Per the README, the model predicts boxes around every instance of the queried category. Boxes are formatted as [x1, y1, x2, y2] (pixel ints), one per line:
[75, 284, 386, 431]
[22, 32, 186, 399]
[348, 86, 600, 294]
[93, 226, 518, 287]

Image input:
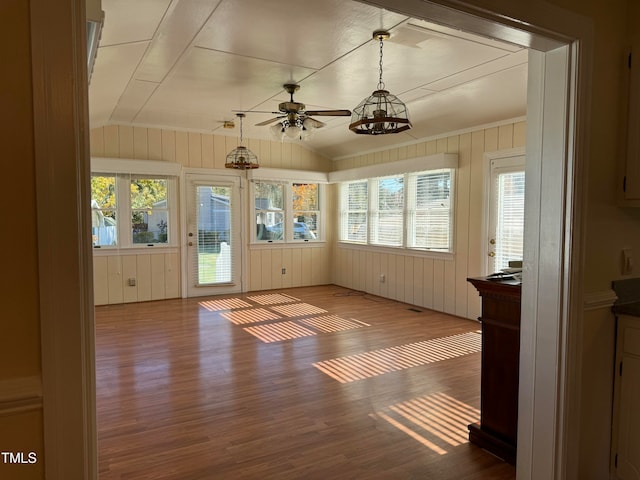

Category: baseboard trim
[583, 289, 618, 311]
[0, 376, 43, 416]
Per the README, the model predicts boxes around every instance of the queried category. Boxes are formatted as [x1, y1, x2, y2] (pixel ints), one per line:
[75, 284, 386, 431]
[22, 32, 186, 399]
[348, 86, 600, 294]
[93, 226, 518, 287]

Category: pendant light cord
[238, 113, 245, 146]
[378, 35, 385, 91]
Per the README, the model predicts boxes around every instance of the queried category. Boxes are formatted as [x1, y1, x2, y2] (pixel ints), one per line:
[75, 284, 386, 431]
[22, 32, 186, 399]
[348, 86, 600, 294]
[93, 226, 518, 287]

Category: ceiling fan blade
[255, 116, 283, 126]
[233, 109, 282, 114]
[303, 117, 326, 128]
[304, 109, 351, 117]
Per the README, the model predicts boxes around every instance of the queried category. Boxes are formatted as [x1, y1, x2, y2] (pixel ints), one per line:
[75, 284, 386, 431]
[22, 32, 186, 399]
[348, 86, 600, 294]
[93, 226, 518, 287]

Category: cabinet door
[617, 355, 640, 479]
[615, 321, 640, 479]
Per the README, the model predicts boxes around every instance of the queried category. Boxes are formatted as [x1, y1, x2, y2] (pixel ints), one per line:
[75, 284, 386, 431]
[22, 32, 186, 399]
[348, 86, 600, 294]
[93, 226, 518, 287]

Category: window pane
[256, 212, 285, 240]
[255, 182, 284, 241]
[348, 182, 367, 210]
[377, 176, 404, 211]
[293, 213, 317, 239]
[372, 176, 403, 247]
[347, 213, 367, 242]
[254, 182, 283, 210]
[495, 171, 525, 270]
[293, 183, 319, 240]
[129, 178, 169, 244]
[130, 178, 167, 209]
[342, 181, 367, 242]
[197, 186, 232, 284]
[410, 171, 452, 251]
[91, 175, 117, 246]
[132, 209, 169, 244]
[376, 213, 403, 245]
[292, 183, 318, 210]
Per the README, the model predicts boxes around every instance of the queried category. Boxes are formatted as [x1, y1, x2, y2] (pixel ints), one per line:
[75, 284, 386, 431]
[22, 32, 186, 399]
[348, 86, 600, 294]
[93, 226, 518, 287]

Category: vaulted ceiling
[88, 0, 528, 160]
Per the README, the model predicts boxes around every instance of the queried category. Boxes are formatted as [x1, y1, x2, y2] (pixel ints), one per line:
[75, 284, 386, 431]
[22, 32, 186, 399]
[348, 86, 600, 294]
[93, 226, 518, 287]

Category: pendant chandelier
[349, 30, 412, 135]
[225, 113, 259, 169]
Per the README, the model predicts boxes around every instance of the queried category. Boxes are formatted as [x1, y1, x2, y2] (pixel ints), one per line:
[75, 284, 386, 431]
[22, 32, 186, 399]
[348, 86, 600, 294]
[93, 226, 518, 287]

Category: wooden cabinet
[611, 315, 640, 479]
[467, 276, 521, 465]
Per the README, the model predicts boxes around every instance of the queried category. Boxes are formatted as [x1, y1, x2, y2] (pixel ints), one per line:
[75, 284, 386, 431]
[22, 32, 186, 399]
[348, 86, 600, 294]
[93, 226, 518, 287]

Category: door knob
[188, 232, 193, 237]
[188, 241, 193, 246]
[489, 238, 496, 245]
[488, 252, 495, 257]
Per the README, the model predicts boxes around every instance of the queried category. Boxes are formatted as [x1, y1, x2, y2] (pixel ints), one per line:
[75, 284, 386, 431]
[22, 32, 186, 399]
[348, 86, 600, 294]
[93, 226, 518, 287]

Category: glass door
[186, 174, 242, 296]
[487, 155, 525, 274]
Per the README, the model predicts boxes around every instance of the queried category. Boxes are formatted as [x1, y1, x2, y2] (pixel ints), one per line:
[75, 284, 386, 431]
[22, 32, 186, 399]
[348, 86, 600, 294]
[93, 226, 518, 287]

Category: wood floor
[96, 285, 516, 480]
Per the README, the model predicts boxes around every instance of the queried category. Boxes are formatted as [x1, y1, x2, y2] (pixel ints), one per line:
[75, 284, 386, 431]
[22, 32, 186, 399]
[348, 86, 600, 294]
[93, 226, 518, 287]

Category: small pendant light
[349, 30, 412, 135]
[225, 113, 259, 169]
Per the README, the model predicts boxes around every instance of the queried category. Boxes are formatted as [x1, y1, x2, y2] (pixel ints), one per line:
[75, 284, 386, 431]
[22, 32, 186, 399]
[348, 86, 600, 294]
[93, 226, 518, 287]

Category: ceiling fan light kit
[253, 83, 351, 141]
[349, 30, 412, 135]
[226, 113, 260, 170]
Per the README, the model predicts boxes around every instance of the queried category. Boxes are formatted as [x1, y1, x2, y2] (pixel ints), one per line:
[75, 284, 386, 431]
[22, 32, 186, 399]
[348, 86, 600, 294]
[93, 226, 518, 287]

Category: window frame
[338, 168, 455, 255]
[250, 179, 325, 245]
[91, 171, 178, 250]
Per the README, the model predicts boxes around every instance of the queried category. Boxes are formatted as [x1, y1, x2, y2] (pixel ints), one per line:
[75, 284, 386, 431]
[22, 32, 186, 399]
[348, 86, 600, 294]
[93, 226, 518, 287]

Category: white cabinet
[612, 315, 640, 479]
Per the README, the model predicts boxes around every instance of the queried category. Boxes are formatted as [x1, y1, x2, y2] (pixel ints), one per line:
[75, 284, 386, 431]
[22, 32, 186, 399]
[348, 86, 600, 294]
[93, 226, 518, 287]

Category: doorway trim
[31, 0, 97, 477]
[183, 173, 245, 297]
[34, 0, 592, 478]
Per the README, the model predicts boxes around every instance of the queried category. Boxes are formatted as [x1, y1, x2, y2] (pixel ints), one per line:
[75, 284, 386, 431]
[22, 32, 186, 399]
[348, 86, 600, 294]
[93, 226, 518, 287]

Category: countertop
[612, 278, 640, 316]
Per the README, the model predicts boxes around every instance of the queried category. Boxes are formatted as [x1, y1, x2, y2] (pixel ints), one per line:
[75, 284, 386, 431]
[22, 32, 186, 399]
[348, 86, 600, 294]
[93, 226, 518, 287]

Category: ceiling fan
[251, 83, 351, 132]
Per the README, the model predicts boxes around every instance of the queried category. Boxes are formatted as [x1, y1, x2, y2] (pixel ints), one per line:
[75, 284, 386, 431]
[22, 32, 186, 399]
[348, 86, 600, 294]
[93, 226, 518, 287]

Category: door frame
[35, 0, 592, 478]
[182, 172, 245, 297]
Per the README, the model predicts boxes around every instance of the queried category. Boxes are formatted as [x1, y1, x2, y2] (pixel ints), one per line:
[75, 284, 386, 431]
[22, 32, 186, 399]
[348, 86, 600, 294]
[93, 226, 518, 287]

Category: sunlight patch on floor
[221, 308, 282, 325]
[243, 321, 317, 343]
[269, 303, 328, 317]
[313, 331, 481, 383]
[299, 315, 370, 332]
[198, 298, 252, 312]
[372, 392, 479, 455]
[247, 293, 300, 305]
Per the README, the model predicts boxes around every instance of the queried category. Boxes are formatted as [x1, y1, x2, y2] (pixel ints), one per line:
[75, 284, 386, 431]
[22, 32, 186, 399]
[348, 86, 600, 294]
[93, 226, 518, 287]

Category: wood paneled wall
[90, 125, 331, 171]
[93, 253, 180, 305]
[331, 121, 526, 321]
[248, 246, 331, 291]
[90, 125, 333, 305]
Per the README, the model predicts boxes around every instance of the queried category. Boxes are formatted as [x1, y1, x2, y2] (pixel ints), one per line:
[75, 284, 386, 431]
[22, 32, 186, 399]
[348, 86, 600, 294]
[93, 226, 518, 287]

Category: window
[371, 175, 404, 247]
[340, 181, 368, 243]
[339, 168, 454, 252]
[252, 180, 322, 243]
[91, 173, 177, 249]
[407, 170, 452, 251]
[130, 177, 170, 244]
[91, 175, 117, 246]
[292, 183, 319, 240]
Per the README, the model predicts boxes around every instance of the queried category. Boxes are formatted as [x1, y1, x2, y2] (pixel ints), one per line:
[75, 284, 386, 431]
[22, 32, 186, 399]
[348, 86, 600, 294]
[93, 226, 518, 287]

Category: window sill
[250, 241, 327, 250]
[92, 245, 179, 256]
[337, 241, 454, 261]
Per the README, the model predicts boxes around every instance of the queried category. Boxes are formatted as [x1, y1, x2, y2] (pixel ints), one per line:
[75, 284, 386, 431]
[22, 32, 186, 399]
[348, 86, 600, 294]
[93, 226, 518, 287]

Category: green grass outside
[198, 251, 219, 284]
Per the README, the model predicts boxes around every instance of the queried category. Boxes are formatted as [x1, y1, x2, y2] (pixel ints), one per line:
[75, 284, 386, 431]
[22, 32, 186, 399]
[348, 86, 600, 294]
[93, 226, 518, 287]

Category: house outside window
[91, 173, 177, 249]
[252, 180, 322, 243]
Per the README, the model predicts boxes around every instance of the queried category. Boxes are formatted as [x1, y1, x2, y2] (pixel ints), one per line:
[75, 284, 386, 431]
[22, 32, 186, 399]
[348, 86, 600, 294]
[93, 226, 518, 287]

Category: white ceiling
[89, 0, 528, 160]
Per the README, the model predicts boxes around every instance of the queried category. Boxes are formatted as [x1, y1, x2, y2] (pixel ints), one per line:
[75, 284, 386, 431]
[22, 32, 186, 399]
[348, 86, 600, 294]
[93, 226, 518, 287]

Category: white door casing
[185, 174, 243, 297]
[483, 150, 526, 275]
